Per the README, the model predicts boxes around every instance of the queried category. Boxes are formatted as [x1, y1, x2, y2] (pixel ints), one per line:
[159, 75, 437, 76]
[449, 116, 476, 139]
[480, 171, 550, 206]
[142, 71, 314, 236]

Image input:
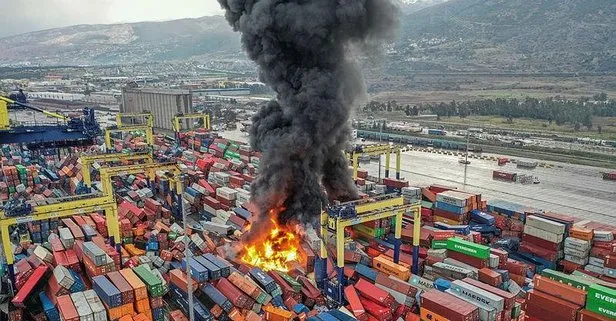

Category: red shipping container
[362, 298, 393, 321]
[478, 268, 502, 287]
[420, 289, 478, 321]
[578, 309, 615, 321]
[526, 290, 579, 321]
[107, 271, 135, 304]
[12, 265, 47, 308]
[522, 234, 560, 251]
[505, 259, 528, 276]
[344, 285, 368, 321]
[447, 250, 487, 269]
[355, 278, 397, 310]
[519, 242, 560, 261]
[57, 295, 79, 321]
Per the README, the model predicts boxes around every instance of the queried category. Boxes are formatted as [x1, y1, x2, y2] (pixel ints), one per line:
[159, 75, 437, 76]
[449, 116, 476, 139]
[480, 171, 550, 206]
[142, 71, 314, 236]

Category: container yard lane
[223, 127, 616, 224]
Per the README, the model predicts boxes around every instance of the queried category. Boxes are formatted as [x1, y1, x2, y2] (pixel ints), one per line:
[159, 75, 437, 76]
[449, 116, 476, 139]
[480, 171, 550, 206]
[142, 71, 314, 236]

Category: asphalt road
[221, 128, 616, 225]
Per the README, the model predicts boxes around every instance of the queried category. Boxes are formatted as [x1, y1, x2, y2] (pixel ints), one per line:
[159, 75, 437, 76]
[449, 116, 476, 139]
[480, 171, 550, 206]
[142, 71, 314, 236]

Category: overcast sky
[0, 0, 224, 37]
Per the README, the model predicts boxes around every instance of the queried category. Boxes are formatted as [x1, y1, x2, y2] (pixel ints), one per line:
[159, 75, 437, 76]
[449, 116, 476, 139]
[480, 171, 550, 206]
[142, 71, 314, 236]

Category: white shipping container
[83, 290, 107, 321]
[215, 210, 231, 220]
[70, 291, 94, 321]
[523, 225, 564, 243]
[59, 227, 75, 248]
[191, 183, 207, 195]
[488, 254, 500, 269]
[427, 249, 448, 260]
[605, 267, 616, 278]
[564, 247, 589, 258]
[564, 254, 589, 265]
[589, 257, 605, 268]
[584, 264, 604, 275]
[525, 216, 565, 235]
[594, 231, 614, 242]
[445, 289, 498, 321]
[203, 222, 232, 235]
[450, 280, 505, 312]
[217, 187, 237, 200]
[203, 204, 217, 216]
[54, 265, 76, 289]
[443, 258, 478, 280]
[34, 245, 53, 263]
[564, 237, 591, 252]
[436, 193, 467, 208]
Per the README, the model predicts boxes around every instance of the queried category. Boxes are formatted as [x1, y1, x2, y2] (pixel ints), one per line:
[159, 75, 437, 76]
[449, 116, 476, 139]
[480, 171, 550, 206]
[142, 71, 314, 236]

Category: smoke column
[217, 0, 399, 236]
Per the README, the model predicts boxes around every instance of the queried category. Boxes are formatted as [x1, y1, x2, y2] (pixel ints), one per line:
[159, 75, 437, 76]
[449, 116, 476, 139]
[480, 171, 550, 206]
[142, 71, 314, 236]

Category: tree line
[361, 93, 614, 131]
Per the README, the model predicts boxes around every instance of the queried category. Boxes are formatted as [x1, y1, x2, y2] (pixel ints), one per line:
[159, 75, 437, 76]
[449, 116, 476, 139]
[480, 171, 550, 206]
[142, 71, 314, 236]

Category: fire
[241, 208, 300, 272]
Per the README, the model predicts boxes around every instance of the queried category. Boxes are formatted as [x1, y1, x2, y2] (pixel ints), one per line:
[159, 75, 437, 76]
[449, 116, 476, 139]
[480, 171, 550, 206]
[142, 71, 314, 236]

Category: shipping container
[57, 295, 80, 321]
[420, 289, 479, 321]
[92, 275, 122, 308]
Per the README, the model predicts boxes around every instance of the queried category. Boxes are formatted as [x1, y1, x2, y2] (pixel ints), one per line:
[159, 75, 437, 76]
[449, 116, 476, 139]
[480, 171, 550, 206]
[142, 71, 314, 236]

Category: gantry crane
[347, 144, 401, 180]
[116, 112, 154, 128]
[80, 151, 154, 190]
[0, 95, 101, 149]
[104, 124, 154, 151]
[172, 113, 211, 141]
[318, 194, 421, 303]
[0, 162, 182, 289]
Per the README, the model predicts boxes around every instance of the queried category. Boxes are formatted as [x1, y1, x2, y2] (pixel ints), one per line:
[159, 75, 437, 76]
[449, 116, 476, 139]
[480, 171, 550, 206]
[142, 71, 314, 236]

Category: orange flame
[241, 208, 300, 272]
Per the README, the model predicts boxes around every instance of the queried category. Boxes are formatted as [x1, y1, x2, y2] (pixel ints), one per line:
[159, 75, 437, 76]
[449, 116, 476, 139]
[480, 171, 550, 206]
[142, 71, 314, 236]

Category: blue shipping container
[92, 275, 122, 307]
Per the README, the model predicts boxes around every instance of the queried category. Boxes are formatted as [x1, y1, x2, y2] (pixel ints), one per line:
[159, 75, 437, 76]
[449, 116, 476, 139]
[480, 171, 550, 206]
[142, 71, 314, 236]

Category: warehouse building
[121, 87, 192, 131]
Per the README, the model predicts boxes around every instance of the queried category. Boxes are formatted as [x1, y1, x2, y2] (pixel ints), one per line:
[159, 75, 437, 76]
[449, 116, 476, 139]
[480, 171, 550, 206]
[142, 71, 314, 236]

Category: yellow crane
[172, 113, 211, 140]
[116, 112, 154, 128]
[347, 144, 401, 180]
[104, 125, 154, 151]
[0, 161, 181, 288]
[319, 194, 421, 302]
[80, 151, 154, 189]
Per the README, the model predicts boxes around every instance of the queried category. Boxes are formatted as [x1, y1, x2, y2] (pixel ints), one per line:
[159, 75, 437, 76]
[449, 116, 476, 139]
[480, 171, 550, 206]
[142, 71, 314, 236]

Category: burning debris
[217, 0, 399, 236]
[241, 208, 301, 271]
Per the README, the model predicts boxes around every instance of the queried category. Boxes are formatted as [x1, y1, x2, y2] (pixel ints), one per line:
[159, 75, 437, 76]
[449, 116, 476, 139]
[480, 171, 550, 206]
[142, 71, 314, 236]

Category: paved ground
[220, 128, 616, 225]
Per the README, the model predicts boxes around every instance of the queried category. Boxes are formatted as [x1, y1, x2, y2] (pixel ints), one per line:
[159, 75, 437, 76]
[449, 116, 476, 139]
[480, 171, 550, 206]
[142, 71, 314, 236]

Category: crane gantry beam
[80, 151, 154, 188]
[104, 125, 154, 150]
[347, 144, 401, 180]
[172, 113, 211, 141]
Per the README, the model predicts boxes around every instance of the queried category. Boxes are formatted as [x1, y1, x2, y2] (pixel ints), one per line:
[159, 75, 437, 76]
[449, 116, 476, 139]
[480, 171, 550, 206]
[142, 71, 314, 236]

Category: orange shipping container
[103, 300, 124, 320]
[135, 298, 150, 313]
[372, 255, 410, 281]
[569, 226, 594, 241]
[263, 305, 295, 321]
[119, 268, 149, 301]
[420, 307, 451, 321]
[533, 275, 586, 306]
[119, 316, 133, 321]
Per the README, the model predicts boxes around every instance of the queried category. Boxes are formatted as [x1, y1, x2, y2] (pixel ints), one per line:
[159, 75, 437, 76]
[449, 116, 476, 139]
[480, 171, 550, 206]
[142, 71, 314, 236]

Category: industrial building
[121, 87, 192, 131]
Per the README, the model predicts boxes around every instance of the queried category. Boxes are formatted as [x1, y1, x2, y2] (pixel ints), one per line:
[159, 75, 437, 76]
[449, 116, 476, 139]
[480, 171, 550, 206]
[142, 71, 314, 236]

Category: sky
[0, 0, 224, 37]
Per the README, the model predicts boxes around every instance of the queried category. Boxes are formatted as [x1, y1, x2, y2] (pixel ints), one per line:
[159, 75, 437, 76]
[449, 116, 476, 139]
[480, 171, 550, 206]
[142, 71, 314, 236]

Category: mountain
[392, 0, 616, 72]
[1, 0, 614, 73]
[0, 16, 240, 65]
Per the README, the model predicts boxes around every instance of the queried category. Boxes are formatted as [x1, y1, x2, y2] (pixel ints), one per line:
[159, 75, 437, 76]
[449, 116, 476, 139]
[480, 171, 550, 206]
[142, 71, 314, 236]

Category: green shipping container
[133, 265, 165, 297]
[353, 224, 380, 237]
[586, 284, 616, 319]
[432, 239, 448, 249]
[446, 237, 490, 259]
[540, 269, 593, 291]
[278, 271, 302, 292]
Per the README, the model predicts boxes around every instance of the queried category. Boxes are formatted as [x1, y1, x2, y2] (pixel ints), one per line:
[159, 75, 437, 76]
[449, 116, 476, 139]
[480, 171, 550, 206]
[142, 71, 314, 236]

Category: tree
[598, 125, 602, 134]
[574, 123, 581, 131]
[583, 113, 593, 130]
[593, 92, 608, 101]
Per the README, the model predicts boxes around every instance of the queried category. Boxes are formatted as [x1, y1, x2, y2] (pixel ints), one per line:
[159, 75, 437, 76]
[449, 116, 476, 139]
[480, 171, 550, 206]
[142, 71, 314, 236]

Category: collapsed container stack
[5, 132, 616, 321]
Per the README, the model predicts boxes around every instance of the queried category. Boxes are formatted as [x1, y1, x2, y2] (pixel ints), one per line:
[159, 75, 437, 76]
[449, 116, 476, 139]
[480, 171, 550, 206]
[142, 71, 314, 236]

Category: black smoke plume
[217, 0, 399, 237]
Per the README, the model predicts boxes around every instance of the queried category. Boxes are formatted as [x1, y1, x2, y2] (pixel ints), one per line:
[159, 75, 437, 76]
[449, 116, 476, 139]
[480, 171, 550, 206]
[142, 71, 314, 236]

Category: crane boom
[0, 96, 69, 121]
